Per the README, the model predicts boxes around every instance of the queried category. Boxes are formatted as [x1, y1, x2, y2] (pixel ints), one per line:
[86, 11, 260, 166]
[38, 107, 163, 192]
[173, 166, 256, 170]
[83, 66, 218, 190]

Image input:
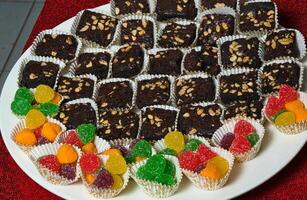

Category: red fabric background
[1, 0, 307, 199]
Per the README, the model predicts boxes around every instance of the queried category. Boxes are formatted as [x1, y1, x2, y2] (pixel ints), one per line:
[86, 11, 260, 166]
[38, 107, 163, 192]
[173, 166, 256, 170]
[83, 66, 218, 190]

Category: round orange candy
[199, 163, 222, 180]
[85, 174, 96, 185]
[135, 156, 145, 162]
[57, 144, 78, 164]
[41, 122, 62, 142]
[15, 129, 37, 146]
[82, 143, 97, 153]
[51, 92, 62, 105]
[285, 100, 305, 113]
[102, 148, 122, 156]
[294, 109, 307, 123]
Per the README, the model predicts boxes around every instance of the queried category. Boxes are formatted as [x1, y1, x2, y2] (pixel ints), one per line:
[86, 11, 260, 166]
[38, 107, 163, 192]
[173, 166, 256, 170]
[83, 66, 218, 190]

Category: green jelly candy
[11, 99, 32, 116]
[247, 133, 260, 147]
[183, 139, 202, 151]
[164, 159, 176, 177]
[155, 173, 176, 186]
[125, 152, 136, 164]
[158, 148, 177, 156]
[76, 124, 96, 144]
[136, 165, 155, 181]
[145, 154, 166, 175]
[131, 140, 152, 158]
[38, 103, 59, 117]
[14, 87, 34, 103]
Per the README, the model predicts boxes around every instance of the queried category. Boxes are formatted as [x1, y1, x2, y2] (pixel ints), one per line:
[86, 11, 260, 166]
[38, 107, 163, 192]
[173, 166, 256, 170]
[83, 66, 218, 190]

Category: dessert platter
[0, 0, 307, 199]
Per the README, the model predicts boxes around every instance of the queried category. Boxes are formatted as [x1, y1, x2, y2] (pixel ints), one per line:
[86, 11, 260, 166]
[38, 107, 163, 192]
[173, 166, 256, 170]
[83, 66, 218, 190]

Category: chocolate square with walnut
[136, 77, 171, 108]
[263, 30, 299, 61]
[197, 14, 235, 46]
[20, 61, 60, 89]
[76, 10, 118, 47]
[35, 34, 78, 61]
[219, 71, 260, 105]
[148, 49, 183, 76]
[112, 45, 144, 78]
[57, 77, 95, 101]
[175, 77, 216, 106]
[97, 109, 139, 140]
[140, 107, 178, 141]
[120, 19, 154, 49]
[75, 52, 111, 79]
[261, 62, 301, 94]
[156, 0, 197, 21]
[96, 80, 133, 109]
[201, 0, 237, 10]
[178, 104, 223, 138]
[224, 100, 263, 121]
[114, 0, 150, 15]
[220, 37, 261, 69]
[56, 103, 97, 129]
[158, 22, 197, 48]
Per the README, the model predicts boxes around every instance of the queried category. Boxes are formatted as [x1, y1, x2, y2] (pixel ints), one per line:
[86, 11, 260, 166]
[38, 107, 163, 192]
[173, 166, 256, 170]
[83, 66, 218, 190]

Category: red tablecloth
[1, 0, 307, 199]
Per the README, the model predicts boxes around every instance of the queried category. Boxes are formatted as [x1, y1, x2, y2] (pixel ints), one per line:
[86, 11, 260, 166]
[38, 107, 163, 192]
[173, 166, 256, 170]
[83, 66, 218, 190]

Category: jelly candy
[220, 132, 235, 150]
[279, 84, 298, 104]
[34, 84, 55, 103]
[196, 144, 217, 163]
[136, 165, 154, 181]
[60, 164, 76, 180]
[57, 144, 78, 164]
[183, 138, 202, 152]
[135, 156, 146, 162]
[200, 163, 222, 180]
[63, 130, 83, 148]
[207, 156, 229, 178]
[234, 120, 255, 137]
[80, 153, 101, 174]
[273, 109, 287, 121]
[106, 154, 127, 175]
[26, 109, 46, 129]
[33, 127, 43, 140]
[164, 131, 185, 153]
[178, 150, 201, 171]
[144, 154, 166, 175]
[295, 109, 307, 123]
[111, 174, 124, 189]
[41, 122, 61, 142]
[112, 145, 128, 156]
[37, 137, 50, 145]
[274, 111, 296, 126]
[85, 174, 96, 184]
[15, 129, 37, 146]
[194, 163, 206, 173]
[127, 140, 152, 163]
[82, 143, 97, 154]
[102, 148, 122, 156]
[14, 87, 34, 103]
[38, 103, 59, 117]
[38, 155, 60, 173]
[155, 173, 176, 186]
[51, 92, 62, 105]
[285, 100, 305, 113]
[11, 99, 32, 116]
[164, 159, 176, 177]
[229, 136, 251, 153]
[158, 148, 177, 156]
[246, 133, 260, 147]
[76, 124, 96, 144]
[93, 169, 114, 189]
[265, 96, 284, 117]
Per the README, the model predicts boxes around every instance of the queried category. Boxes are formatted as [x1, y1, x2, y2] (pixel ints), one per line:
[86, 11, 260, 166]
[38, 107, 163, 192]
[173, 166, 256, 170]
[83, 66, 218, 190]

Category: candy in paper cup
[110, 0, 155, 17]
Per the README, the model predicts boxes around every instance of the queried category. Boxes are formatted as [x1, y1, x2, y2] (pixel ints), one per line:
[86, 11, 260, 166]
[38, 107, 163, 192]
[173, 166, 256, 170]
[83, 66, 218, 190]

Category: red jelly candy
[265, 96, 284, 117]
[63, 130, 83, 148]
[38, 155, 61, 173]
[196, 144, 217, 163]
[80, 153, 101, 174]
[279, 84, 299, 104]
[229, 136, 251, 154]
[234, 120, 256, 137]
[34, 127, 43, 140]
[179, 150, 202, 171]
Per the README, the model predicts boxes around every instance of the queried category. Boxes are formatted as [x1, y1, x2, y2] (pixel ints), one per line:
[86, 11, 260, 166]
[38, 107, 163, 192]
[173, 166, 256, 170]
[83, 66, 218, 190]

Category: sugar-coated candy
[220, 132, 235, 150]
[194, 163, 206, 173]
[80, 153, 101, 174]
[37, 137, 50, 145]
[179, 150, 202, 171]
[234, 120, 255, 137]
[274, 111, 296, 126]
[135, 156, 146, 162]
[51, 92, 62, 105]
[136, 165, 154, 181]
[154, 173, 176, 186]
[34, 84, 55, 103]
[164, 159, 176, 177]
[76, 124, 96, 144]
[33, 127, 42, 139]
[126, 140, 152, 163]
[229, 136, 251, 154]
[279, 84, 299, 104]
[82, 143, 97, 154]
[38, 155, 61, 173]
[26, 109, 46, 129]
[38, 103, 59, 117]
[164, 131, 185, 153]
[41, 122, 61, 142]
[144, 154, 166, 175]
[106, 154, 127, 175]
[285, 100, 305, 113]
[295, 109, 307, 123]
[112, 145, 128, 156]
[85, 174, 96, 184]
[102, 148, 122, 156]
[14, 87, 34, 103]
[207, 156, 229, 178]
[63, 130, 83, 148]
[15, 129, 37, 146]
[196, 144, 217, 163]
[11, 99, 32, 116]
[158, 148, 177, 156]
[199, 163, 222, 180]
[111, 174, 124, 189]
[265, 96, 284, 117]
[183, 139, 202, 152]
[247, 133, 260, 147]
[57, 144, 78, 164]
[93, 169, 114, 189]
[60, 164, 76, 180]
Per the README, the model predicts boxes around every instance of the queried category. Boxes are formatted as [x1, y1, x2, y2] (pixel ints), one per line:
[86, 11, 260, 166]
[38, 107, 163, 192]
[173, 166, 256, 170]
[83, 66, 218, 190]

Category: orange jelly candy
[51, 92, 62, 105]
[15, 129, 37, 146]
[82, 143, 97, 153]
[85, 174, 96, 185]
[41, 122, 62, 142]
[294, 109, 307, 123]
[57, 144, 78, 164]
[200, 163, 222, 180]
[102, 148, 122, 156]
[285, 100, 305, 113]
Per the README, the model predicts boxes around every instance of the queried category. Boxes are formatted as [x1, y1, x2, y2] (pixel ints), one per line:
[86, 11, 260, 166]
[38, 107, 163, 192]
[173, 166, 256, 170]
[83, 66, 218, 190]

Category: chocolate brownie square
[263, 30, 300, 61]
[20, 61, 60, 89]
[239, 1, 276, 33]
[220, 37, 262, 69]
[120, 18, 154, 49]
[158, 22, 197, 48]
[175, 76, 216, 106]
[140, 106, 178, 140]
[96, 80, 133, 109]
[197, 14, 235, 46]
[178, 104, 223, 138]
[113, 0, 150, 15]
[34, 33, 78, 61]
[75, 10, 118, 47]
[112, 45, 144, 78]
[156, 0, 197, 21]
[136, 76, 171, 108]
[75, 52, 111, 79]
[56, 102, 97, 129]
[57, 76, 95, 101]
[261, 62, 301, 94]
[224, 100, 264, 121]
[148, 49, 183, 76]
[98, 109, 139, 140]
[219, 70, 260, 104]
[201, 0, 237, 10]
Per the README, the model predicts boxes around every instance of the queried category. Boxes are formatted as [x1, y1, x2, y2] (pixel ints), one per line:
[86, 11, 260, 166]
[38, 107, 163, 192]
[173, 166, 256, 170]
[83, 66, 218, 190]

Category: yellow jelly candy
[274, 111, 296, 126]
[207, 156, 229, 177]
[82, 143, 97, 153]
[15, 129, 37, 146]
[26, 109, 46, 129]
[57, 144, 78, 164]
[41, 122, 61, 142]
[85, 174, 96, 185]
[164, 131, 185, 153]
[51, 92, 62, 105]
[294, 109, 307, 123]
[35, 84, 55, 103]
[111, 174, 124, 189]
[102, 148, 122, 156]
[285, 100, 305, 113]
[106, 154, 127, 175]
[199, 163, 222, 180]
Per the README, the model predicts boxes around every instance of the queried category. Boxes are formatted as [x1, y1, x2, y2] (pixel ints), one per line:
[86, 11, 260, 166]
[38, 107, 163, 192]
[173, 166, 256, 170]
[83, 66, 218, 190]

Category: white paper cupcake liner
[212, 117, 265, 162]
[71, 9, 120, 48]
[11, 117, 67, 153]
[130, 155, 182, 198]
[29, 143, 82, 185]
[29, 29, 82, 63]
[110, 0, 156, 17]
